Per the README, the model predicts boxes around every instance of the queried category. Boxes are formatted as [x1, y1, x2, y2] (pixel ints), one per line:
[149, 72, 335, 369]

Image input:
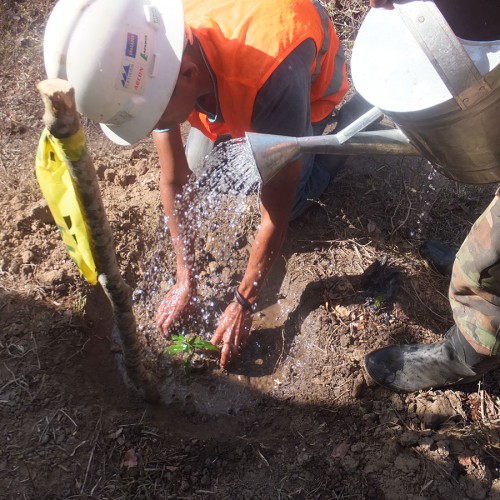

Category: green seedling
[166, 334, 219, 377]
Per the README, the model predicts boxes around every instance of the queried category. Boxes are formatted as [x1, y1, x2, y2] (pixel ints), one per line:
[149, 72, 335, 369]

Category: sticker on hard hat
[117, 63, 147, 94]
[126, 33, 138, 58]
[145, 6, 161, 27]
[116, 26, 154, 95]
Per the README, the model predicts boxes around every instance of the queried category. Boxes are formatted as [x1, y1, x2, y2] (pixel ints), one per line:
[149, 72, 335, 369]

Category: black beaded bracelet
[233, 288, 256, 312]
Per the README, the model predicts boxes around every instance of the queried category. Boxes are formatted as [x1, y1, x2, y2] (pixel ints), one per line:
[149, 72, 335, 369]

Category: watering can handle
[393, 0, 492, 109]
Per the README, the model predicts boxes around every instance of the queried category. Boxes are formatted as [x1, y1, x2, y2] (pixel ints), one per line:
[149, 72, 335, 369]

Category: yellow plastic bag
[35, 128, 98, 285]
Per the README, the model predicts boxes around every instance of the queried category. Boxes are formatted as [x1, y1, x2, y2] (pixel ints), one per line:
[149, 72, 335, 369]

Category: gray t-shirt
[251, 39, 316, 138]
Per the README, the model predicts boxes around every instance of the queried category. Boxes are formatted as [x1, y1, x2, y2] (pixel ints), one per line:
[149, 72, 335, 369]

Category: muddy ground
[1, 1, 500, 499]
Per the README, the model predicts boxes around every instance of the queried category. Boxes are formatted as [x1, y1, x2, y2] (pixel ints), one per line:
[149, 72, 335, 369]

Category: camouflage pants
[450, 188, 500, 356]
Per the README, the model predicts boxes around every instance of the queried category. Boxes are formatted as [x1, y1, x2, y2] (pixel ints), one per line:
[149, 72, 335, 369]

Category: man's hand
[369, 0, 393, 8]
[209, 156, 301, 368]
[210, 302, 253, 369]
[155, 282, 196, 336]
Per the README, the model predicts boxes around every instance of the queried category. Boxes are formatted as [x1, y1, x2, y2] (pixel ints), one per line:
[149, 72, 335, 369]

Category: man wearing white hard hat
[363, 0, 500, 393]
[44, 0, 352, 368]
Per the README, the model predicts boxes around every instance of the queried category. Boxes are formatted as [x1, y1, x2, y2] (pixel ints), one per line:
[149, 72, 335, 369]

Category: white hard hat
[43, 0, 185, 145]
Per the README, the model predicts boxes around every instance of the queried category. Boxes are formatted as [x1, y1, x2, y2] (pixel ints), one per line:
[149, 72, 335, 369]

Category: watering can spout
[245, 106, 420, 185]
[246, 107, 388, 185]
[245, 132, 301, 185]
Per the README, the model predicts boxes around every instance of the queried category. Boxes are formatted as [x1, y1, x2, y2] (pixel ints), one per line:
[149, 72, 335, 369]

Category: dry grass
[325, 0, 368, 52]
[0, 1, 56, 194]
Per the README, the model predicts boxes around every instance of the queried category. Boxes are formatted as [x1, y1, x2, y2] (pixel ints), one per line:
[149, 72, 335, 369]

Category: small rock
[489, 478, 500, 499]
[118, 173, 137, 187]
[96, 163, 107, 179]
[21, 250, 34, 264]
[134, 159, 148, 175]
[9, 261, 20, 274]
[30, 203, 54, 225]
[398, 431, 420, 447]
[341, 455, 359, 472]
[417, 436, 434, 449]
[39, 269, 65, 285]
[352, 373, 365, 398]
[435, 440, 450, 457]
[220, 267, 231, 282]
[143, 178, 158, 191]
[394, 453, 420, 473]
[19, 37, 32, 48]
[129, 147, 148, 160]
[350, 442, 366, 453]
[340, 334, 351, 347]
[415, 395, 460, 428]
[362, 413, 377, 424]
[104, 168, 116, 182]
[207, 262, 219, 274]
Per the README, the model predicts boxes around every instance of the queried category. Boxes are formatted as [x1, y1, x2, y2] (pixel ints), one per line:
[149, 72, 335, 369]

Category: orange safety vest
[184, 0, 348, 140]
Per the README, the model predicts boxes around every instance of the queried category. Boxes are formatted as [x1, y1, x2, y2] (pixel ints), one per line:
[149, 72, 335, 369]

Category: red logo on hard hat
[135, 67, 145, 91]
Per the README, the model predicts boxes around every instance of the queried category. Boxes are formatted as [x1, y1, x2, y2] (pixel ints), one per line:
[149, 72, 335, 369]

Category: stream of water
[408, 161, 448, 240]
[130, 139, 275, 413]
[133, 138, 261, 341]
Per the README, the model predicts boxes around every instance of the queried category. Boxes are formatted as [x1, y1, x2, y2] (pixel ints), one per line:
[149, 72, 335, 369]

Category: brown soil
[1, 1, 500, 499]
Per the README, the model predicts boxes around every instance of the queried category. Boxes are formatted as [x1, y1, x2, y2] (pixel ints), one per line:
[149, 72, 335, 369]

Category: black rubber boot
[364, 326, 500, 392]
[419, 240, 458, 277]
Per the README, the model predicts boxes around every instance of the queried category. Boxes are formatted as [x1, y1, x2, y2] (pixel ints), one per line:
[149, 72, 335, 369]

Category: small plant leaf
[193, 337, 219, 351]
[165, 334, 219, 378]
[170, 334, 187, 344]
[166, 344, 187, 355]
